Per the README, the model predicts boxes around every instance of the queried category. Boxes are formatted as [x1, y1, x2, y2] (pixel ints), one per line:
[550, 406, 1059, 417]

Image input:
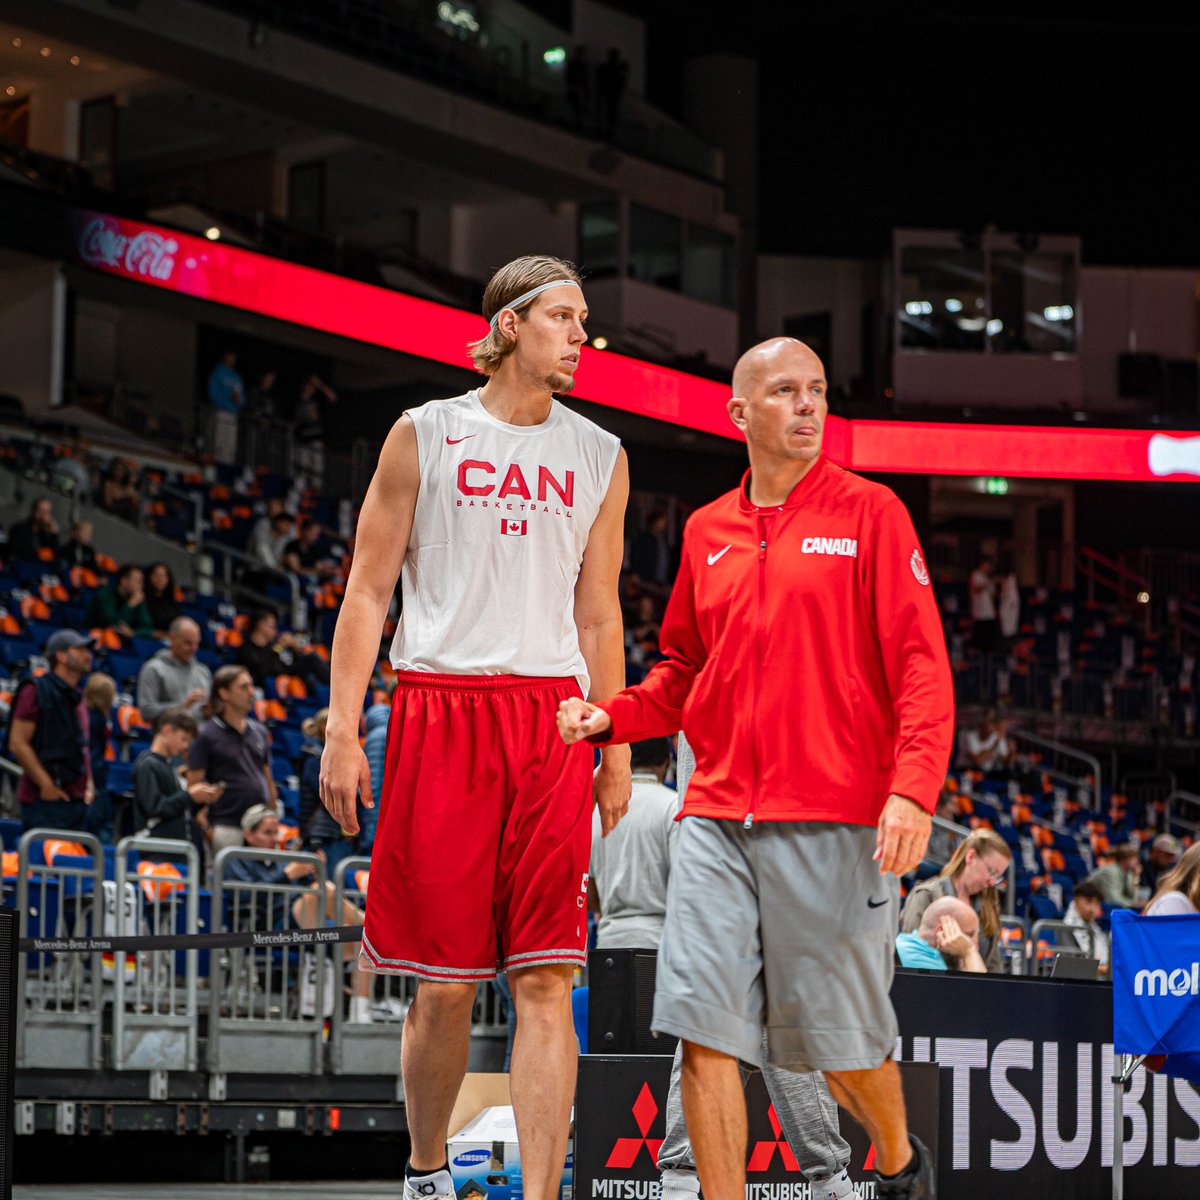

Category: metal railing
[15, 829, 106, 1070]
[112, 837, 202, 1074]
[1165, 791, 1200, 841]
[208, 845, 329, 1081]
[330, 855, 398, 1076]
[1030, 918, 1099, 977]
[1008, 728, 1102, 810]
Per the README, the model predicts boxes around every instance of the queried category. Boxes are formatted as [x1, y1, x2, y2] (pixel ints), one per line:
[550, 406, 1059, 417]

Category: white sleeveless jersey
[390, 390, 621, 693]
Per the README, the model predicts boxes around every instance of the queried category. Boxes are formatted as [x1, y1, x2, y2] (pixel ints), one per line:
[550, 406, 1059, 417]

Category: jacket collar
[736, 454, 827, 515]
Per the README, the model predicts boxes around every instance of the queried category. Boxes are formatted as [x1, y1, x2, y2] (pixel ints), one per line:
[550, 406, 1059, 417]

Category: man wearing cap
[1143, 834, 1182, 896]
[7, 630, 95, 831]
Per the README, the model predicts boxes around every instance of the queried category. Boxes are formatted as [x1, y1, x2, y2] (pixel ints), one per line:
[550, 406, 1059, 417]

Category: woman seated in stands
[1145, 842, 1200, 915]
[144, 562, 182, 637]
[223, 803, 372, 1023]
[99, 458, 141, 524]
[900, 828, 1013, 972]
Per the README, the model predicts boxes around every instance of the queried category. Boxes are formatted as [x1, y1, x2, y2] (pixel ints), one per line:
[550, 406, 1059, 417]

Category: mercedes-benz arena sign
[70, 208, 1200, 483]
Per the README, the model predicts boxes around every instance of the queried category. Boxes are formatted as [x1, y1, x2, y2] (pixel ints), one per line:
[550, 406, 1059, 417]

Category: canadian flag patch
[500, 519, 528, 537]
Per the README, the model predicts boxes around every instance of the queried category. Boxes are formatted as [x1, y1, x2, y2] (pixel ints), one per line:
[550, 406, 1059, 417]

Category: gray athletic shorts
[651, 817, 899, 1072]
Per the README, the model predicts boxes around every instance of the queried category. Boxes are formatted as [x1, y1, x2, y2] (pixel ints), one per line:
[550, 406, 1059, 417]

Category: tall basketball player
[321, 256, 631, 1200]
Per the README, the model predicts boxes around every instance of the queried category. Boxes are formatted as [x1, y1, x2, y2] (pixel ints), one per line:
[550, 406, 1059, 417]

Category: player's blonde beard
[545, 369, 576, 394]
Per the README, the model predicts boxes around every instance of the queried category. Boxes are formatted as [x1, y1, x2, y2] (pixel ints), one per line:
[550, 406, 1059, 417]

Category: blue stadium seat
[108, 761, 135, 796]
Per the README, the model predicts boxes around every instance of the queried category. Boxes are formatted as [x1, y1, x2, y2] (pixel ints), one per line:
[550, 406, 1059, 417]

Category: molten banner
[1113, 910, 1200, 1084]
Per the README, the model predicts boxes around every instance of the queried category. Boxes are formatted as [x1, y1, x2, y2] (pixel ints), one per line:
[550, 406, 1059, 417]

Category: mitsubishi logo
[605, 1082, 663, 1168]
[746, 1104, 800, 1172]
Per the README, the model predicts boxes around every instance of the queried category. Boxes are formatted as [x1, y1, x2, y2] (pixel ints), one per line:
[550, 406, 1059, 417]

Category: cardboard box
[448, 1074, 573, 1200]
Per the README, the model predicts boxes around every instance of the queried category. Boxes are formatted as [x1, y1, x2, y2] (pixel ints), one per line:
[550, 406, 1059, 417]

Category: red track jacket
[600, 457, 955, 826]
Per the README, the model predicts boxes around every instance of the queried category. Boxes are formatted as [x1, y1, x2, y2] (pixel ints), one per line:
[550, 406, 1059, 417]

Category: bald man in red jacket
[559, 338, 953, 1200]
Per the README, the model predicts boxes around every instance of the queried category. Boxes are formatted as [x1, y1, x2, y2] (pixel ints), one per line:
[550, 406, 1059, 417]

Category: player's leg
[495, 679, 595, 1200]
[757, 823, 933, 1198]
[650, 816, 765, 1200]
[507, 963, 577, 1200]
[762, 1062, 854, 1200]
[402, 979, 479, 1170]
[360, 676, 508, 1191]
[680, 1042, 746, 1200]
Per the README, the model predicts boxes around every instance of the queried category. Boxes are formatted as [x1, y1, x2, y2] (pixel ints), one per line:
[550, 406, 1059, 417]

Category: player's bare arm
[321, 414, 419, 834]
[573, 445, 631, 837]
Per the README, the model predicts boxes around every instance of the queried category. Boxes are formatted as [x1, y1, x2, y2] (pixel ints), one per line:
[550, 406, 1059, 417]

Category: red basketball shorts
[359, 672, 594, 981]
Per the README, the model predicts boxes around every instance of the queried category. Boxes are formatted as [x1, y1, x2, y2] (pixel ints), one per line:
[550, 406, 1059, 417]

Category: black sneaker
[875, 1134, 935, 1200]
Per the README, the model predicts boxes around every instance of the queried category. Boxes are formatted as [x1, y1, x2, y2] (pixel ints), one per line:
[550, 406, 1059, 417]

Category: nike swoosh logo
[706, 545, 732, 566]
[446, 435, 475, 445]
[867, 897, 889, 909]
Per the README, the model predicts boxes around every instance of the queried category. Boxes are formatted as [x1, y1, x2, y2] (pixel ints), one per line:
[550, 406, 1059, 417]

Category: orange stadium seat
[69, 566, 100, 589]
[115, 705, 151, 735]
[43, 839, 88, 866]
[91, 627, 122, 650]
[19, 595, 50, 621]
[96, 554, 118, 573]
[0, 612, 21, 636]
[275, 675, 307, 700]
[137, 860, 185, 902]
[254, 698, 287, 723]
[2, 851, 20, 877]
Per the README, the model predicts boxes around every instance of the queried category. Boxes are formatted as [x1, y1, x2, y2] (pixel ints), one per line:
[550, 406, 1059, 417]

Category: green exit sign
[984, 477, 1009, 495]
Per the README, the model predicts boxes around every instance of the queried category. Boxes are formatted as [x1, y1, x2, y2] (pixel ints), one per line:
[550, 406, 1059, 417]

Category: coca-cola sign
[75, 215, 178, 282]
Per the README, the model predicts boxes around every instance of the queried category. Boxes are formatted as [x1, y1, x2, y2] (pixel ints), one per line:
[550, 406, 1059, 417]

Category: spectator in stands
[144, 562, 182, 635]
[900, 829, 1011, 972]
[895, 896, 987, 972]
[630, 510, 673, 588]
[6, 497, 59, 563]
[299, 708, 357, 871]
[1063, 880, 1110, 972]
[86, 564, 154, 640]
[1142, 833, 1182, 896]
[234, 608, 330, 691]
[248, 368, 279, 419]
[207, 350, 245, 466]
[1085, 842, 1143, 908]
[1145, 842, 1200, 915]
[50, 445, 92, 501]
[962, 709, 1015, 774]
[360, 701, 389, 854]
[565, 45, 593, 128]
[589, 736, 680, 949]
[7, 630, 94, 831]
[137, 617, 211, 722]
[596, 48, 629, 137]
[293, 374, 338, 487]
[59, 520, 98, 573]
[997, 555, 1020, 643]
[232, 803, 373, 1023]
[83, 672, 116, 844]
[99, 459, 140, 523]
[282, 518, 335, 579]
[187, 665, 277, 854]
[132, 707, 221, 848]
[969, 554, 998, 652]
[248, 501, 294, 573]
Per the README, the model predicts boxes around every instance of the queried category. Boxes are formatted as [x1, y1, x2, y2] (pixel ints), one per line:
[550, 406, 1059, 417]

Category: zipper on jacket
[746, 513, 769, 828]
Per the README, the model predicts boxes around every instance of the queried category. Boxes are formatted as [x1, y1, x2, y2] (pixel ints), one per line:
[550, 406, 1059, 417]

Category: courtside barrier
[208, 845, 329, 1081]
[15, 829, 105, 1070]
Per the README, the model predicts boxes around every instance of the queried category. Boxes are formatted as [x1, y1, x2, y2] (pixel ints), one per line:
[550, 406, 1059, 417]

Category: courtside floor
[16, 1185, 396, 1199]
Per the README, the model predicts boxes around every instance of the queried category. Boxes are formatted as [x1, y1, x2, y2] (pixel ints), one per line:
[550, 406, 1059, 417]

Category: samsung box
[448, 1080, 572, 1200]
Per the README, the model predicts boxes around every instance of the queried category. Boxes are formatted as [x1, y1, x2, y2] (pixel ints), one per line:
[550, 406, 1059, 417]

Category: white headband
[488, 279, 582, 331]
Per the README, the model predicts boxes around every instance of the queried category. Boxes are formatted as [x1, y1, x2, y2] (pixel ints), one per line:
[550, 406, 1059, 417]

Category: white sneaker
[403, 1171, 455, 1200]
[371, 995, 410, 1022]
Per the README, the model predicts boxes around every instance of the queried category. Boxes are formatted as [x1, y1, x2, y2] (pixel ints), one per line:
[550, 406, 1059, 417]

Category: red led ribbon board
[71, 210, 1197, 483]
